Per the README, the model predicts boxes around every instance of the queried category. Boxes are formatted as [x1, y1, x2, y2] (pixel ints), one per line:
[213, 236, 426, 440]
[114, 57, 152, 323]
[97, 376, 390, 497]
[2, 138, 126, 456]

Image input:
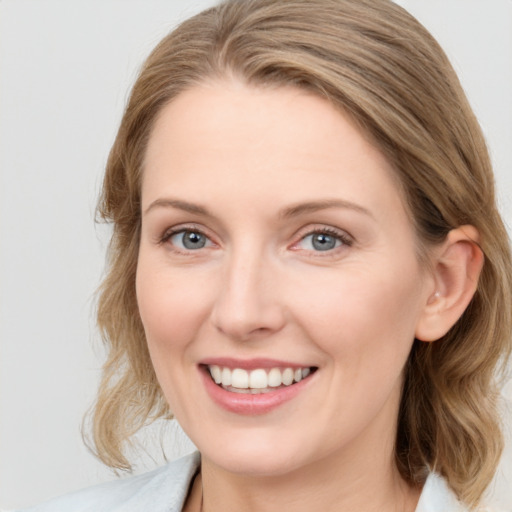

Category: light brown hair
[90, 0, 512, 507]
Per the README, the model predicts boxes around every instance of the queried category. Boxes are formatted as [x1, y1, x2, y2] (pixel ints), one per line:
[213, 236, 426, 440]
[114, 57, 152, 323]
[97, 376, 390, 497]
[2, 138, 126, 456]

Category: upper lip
[199, 357, 315, 370]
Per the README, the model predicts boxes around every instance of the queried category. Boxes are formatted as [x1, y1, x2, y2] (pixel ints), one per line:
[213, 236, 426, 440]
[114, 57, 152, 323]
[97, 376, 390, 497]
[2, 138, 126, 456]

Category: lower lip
[200, 367, 313, 415]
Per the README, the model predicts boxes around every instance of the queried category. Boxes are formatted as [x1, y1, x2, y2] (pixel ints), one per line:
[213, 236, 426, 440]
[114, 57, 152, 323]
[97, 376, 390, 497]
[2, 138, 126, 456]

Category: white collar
[415, 473, 468, 512]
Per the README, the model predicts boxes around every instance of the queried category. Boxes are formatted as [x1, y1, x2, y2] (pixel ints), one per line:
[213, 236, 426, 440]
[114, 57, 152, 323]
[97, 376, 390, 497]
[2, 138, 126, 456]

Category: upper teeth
[208, 365, 311, 389]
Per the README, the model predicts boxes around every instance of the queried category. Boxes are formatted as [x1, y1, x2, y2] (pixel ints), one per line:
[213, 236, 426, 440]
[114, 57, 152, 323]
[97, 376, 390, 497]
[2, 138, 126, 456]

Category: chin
[194, 427, 321, 477]
[206, 449, 304, 477]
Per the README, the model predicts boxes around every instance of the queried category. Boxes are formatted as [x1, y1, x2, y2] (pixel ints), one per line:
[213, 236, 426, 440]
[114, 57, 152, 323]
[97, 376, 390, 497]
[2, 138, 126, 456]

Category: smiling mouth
[205, 365, 317, 394]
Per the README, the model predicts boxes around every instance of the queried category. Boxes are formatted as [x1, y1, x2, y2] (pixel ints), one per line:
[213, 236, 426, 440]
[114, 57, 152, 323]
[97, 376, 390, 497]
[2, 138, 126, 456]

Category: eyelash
[291, 227, 353, 255]
[159, 225, 212, 252]
[158, 225, 353, 255]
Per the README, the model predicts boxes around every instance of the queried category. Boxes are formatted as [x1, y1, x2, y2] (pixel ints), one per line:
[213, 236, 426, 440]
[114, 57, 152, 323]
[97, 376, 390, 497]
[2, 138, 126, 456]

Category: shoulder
[14, 452, 200, 512]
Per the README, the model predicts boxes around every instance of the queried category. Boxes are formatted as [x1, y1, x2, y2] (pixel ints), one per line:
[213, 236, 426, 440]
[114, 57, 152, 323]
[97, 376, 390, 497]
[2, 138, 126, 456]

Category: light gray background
[1, 0, 511, 510]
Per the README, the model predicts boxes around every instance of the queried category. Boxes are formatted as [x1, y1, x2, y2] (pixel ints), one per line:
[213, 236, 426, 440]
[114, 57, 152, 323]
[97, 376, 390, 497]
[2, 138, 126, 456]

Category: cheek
[292, 262, 425, 366]
[135, 255, 213, 389]
[135, 258, 213, 413]
[292, 264, 425, 435]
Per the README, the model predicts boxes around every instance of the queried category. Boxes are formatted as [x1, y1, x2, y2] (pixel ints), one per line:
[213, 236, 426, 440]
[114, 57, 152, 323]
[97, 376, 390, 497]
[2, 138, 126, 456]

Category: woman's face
[137, 80, 434, 477]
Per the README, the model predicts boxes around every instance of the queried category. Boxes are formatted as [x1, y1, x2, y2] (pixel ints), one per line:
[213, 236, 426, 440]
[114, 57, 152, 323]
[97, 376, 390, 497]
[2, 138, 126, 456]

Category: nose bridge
[211, 240, 284, 340]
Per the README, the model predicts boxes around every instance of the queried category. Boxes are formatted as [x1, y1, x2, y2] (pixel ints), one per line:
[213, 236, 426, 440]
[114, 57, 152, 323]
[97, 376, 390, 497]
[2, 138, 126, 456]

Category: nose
[210, 249, 286, 342]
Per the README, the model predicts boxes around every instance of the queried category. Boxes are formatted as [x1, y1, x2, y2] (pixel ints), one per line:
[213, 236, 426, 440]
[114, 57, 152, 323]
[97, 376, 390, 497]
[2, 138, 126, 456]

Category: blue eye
[169, 230, 211, 250]
[298, 231, 347, 252]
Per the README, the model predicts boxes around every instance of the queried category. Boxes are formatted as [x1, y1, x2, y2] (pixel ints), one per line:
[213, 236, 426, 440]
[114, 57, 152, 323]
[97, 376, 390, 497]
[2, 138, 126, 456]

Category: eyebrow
[144, 197, 373, 219]
[280, 199, 374, 219]
[144, 198, 211, 216]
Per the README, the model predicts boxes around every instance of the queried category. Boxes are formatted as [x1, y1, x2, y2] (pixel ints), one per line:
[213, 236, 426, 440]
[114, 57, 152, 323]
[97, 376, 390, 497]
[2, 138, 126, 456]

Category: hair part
[89, 0, 512, 507]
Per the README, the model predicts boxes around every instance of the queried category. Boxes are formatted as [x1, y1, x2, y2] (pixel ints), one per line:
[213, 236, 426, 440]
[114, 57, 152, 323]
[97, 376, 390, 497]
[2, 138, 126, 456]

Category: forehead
[142, 80, 408, 227]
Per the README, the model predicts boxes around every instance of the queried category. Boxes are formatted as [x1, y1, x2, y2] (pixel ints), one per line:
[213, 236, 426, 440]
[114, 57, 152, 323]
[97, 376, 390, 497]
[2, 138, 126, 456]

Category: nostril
[210, 264, 287, 340]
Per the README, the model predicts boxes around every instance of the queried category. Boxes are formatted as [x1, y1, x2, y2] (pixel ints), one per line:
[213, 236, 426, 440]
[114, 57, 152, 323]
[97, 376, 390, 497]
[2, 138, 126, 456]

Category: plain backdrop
[1, 0, 511, 510]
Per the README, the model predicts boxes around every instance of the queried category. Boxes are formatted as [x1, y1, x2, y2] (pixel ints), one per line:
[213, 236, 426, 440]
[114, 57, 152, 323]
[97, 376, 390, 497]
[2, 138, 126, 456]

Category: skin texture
[136, 80, 482, 512]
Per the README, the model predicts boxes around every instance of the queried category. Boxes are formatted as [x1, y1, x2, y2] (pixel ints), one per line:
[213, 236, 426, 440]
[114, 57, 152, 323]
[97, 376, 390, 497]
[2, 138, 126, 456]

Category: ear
[415, 225, 484, 342]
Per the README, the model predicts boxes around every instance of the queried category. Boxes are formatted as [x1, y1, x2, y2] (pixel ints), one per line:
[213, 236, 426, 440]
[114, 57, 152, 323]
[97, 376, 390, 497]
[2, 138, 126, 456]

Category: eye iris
[312, 233, 337, 251]
[182, 231, 206, 249]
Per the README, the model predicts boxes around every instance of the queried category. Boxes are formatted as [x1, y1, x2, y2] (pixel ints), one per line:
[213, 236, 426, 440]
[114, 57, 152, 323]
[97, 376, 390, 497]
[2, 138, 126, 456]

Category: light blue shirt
[12, 452, 469, 512]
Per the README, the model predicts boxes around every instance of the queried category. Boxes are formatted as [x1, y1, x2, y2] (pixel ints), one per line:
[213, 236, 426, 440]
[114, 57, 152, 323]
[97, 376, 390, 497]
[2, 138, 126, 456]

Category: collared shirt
[12, 452, 472, 512]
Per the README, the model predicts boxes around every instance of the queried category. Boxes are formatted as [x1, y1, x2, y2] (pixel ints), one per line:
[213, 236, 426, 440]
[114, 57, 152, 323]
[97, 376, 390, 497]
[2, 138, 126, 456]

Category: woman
[17, 0, 512, 510]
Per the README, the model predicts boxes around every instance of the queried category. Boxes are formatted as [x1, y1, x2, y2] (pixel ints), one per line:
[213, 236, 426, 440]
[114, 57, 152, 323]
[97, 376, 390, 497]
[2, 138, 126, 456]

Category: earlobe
[415, 225, 484, 342]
